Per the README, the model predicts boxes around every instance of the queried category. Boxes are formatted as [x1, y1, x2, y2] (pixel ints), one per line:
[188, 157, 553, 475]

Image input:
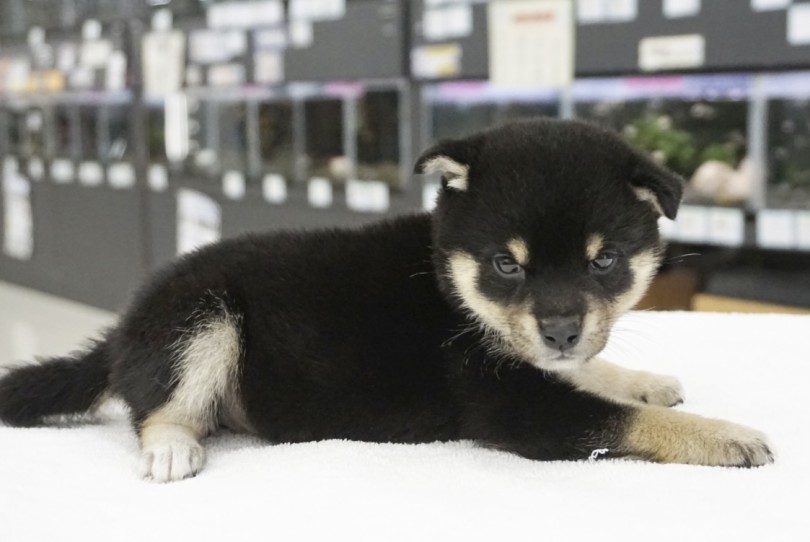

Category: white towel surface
[0, 284, 808, 541]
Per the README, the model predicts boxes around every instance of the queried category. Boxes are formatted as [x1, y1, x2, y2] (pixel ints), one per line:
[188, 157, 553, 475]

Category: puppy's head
[416, 119, 683, 372]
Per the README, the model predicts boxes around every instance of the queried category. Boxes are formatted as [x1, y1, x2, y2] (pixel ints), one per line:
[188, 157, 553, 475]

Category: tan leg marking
[623, 406, 773, 467]
[562, 357, 684, 406]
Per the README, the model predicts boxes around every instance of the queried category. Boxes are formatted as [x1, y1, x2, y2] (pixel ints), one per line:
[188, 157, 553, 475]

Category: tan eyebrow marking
[586, 233, 605, 261]
[507, 238, 530, 266]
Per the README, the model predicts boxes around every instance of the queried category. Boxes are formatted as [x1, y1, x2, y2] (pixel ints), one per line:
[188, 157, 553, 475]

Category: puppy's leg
[560, 357, 684, 407]
[138, 313, 243, 483]
[619, 404, 773, 467]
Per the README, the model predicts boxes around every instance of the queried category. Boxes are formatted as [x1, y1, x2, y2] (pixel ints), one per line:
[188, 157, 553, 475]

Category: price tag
[108, 162, 135, 189]
[78, 161, 104, 186]
[262, 173, 287, 204]
[307, 177, 333, 208]
[222, 170, 246, 200]
[51, 159, 75, 183]
[27, 157, 45, 181]
[346, 179, 389, 213]
[148, 164, 169, 192]
[756, 209, 795, 249]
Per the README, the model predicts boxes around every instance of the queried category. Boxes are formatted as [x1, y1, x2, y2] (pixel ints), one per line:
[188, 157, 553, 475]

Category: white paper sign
[639, 34, 705, 71]
[756, 209, 795, 249]
[263, 173, 287, 204]
[346, 179, 389, 213]
[751, 0, 791, 11]
[307, 177, 333, 208]
[411, 44, 462, 79]
[787, 4, 810, 46]
[222, 170, 246, 200]
[3, 172, 34, 260]
[289, 20, 314, 48]
[708, 207, 745, 247]
[208, 0, 284, 29]
[674, 205, 710, 243]
[177, 188, 221, 255]
[796, 211, 810, 250]
[423, 5, 473, 41]
[663, 0, 701, 18]
[488, 0, 574, 88]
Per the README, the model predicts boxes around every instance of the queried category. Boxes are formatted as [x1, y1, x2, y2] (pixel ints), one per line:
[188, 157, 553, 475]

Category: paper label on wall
[208, 0, 284, 29]
[254, 51, 284, 84]
[51, 159, 75, 183]
[663, 0, 701, 18]
[289, 20, 314, 48]
[674, 205, 710, 243]
[108, 162, 135, 189]
[222, 170, 246, 200]
[143, 31, 185, 98]
[422, 182, 442, 212]
[423, 5, 473, 41]
[708, 207, 745, 246]
[307, 177, 333, 208]
[290, 0, 345, 21]
[787, 4, 810, 46]
[488, 0, 574, 88]
[346, 179, 389, 213]
[177, 188, 221, 255]
[411, 44, 462, 79]
[639, 34, 705, 71]
[263, 173, 287, 204]
[795, 211, 810, 250]
[148, 164, 169, 192]
[756, 209, 795, 249]
[78, 161, 104, 186]
[751, 0, 791, 11]
[607, 0, 637, 22]
[576, 0, 607, 23]
[3, 172, 34, 260]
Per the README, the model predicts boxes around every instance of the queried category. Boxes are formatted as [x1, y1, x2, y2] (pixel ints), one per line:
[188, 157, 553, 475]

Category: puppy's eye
[590, 251, 617, 274]
[493, 254, 523, 277]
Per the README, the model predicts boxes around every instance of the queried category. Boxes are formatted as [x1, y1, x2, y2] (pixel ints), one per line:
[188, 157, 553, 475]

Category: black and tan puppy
[0, 120, 772, 481]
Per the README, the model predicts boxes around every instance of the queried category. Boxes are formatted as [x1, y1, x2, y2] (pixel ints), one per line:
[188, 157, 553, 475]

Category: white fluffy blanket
[0, 283, 807, 541]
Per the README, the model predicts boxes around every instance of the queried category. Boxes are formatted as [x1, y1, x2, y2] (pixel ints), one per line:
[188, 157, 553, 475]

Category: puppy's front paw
[624, 406, 774, 467]
[140, 439, 205, 483]
[630, 372, 684, 407]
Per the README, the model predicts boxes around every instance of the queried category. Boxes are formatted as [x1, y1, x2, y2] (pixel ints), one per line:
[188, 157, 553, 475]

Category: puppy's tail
[0, 341, 111, 427]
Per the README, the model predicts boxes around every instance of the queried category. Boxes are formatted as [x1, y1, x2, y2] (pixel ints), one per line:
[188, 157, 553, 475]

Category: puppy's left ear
[629, 159, 685, 220]
[414, 136, 482, 192]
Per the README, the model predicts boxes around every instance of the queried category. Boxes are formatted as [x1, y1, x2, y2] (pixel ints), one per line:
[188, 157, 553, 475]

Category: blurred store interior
[1, 0, 809, 314]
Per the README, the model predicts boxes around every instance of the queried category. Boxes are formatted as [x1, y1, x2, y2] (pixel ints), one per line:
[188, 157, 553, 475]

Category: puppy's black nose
[540, 317, 582, 351]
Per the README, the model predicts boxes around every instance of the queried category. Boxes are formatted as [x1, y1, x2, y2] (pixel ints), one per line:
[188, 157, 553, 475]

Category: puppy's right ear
[414, 137, 482, 192]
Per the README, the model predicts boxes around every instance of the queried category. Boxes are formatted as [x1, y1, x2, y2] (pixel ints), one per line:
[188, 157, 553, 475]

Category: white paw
[140, 438, 205, 483]
[629, 372, 684, 407]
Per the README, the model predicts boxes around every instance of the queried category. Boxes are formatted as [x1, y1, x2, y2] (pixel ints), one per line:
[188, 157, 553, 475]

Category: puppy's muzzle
[540, 316, 582, 352]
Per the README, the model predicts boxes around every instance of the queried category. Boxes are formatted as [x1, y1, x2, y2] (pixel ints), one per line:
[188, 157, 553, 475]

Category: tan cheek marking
[448, 252, 510, 334]
[613, 249, 659, 314]
[507, 238, 530, 267]
[586, 233, 605, 262]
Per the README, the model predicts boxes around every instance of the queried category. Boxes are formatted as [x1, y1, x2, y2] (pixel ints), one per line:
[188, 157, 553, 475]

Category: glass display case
[573, 75, 752, 207]
[257, 98, 295, 184]
[765, 72, 810, 209]
[426, 82, 560, 143]
[217, 100, 248, 174]
[355, 88, 402, 188]
[303, 97, 346, 184]
[186, 97, 220, 179]
[50, 103, 77, 182]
